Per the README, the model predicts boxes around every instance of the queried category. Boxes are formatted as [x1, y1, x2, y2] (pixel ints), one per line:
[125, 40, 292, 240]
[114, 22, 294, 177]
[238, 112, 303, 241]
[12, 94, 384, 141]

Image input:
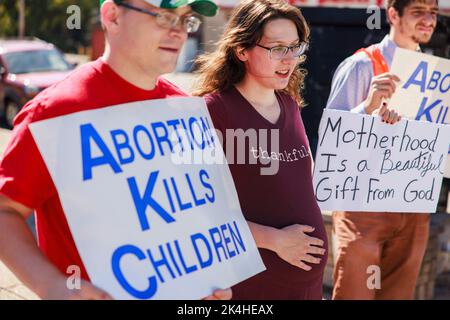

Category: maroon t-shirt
[205, 87, 328, 299]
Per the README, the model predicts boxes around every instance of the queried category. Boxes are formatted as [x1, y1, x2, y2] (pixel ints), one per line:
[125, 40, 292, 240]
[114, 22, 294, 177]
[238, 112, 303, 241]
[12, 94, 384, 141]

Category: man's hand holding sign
[364, 72, 402, 124]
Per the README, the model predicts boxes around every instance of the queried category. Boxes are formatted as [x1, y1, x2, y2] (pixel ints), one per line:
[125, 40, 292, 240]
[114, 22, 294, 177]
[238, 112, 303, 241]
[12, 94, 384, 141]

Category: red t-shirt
[205, 87, 329, 299]
[0, 59, 187, 280]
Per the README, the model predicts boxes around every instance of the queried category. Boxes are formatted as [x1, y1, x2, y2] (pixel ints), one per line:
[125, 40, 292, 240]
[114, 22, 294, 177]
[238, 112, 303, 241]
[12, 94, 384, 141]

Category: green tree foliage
[0, 0, 99, 52]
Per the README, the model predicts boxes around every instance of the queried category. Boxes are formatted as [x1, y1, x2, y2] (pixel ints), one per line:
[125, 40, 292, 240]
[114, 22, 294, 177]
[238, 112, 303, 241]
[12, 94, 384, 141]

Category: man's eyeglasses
[256, 42, 308, 60]
[115, 1, 202, 33]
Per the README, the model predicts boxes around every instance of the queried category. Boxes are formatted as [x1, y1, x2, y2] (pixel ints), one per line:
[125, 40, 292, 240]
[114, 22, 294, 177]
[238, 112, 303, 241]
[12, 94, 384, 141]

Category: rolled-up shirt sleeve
[326, 55, 374, 114]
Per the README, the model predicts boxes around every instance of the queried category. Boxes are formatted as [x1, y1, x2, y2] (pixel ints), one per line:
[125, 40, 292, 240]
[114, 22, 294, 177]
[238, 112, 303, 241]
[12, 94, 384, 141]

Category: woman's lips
[159, 47, 180, 53]
[275, 70, 290, 79]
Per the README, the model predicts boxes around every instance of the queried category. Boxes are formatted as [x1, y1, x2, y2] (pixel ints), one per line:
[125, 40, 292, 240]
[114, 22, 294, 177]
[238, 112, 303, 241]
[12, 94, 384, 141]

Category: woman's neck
[235, 75, 277, 108]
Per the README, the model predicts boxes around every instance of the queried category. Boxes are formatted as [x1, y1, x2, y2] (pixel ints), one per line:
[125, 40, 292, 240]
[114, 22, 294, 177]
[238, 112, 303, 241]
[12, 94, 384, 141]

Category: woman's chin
[274, 80, 290, 90]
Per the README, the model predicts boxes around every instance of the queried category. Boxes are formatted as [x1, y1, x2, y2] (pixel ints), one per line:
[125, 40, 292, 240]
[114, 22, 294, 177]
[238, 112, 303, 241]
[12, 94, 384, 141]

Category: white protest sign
[313, 109, 450, 213]
[389, 48, 450, 178]
[29, 97, 265, 300]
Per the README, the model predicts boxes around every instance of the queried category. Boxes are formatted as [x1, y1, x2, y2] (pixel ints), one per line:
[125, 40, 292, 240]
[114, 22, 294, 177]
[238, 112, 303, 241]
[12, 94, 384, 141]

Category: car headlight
[24, 84, 40, 96]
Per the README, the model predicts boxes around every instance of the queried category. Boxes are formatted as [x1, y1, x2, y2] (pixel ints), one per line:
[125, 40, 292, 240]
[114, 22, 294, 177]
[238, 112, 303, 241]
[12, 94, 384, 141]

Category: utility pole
[18, 0, 25, 39]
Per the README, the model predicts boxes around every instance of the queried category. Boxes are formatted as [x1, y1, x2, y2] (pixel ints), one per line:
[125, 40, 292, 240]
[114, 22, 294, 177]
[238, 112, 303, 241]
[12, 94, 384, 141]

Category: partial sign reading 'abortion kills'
[388, 48, 450, 178]
[313, 110, 450, 213]
[29, 97, 265, 300]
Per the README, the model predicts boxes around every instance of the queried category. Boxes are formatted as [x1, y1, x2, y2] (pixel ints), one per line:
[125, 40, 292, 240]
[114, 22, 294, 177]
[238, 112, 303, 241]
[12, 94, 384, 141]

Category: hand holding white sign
[364, 73, 401, 115]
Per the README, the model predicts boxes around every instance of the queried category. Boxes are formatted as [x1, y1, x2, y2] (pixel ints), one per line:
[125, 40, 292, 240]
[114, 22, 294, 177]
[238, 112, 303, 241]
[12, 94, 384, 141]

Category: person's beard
[400, 21, 434, 45]
[412, 32, 433, 44]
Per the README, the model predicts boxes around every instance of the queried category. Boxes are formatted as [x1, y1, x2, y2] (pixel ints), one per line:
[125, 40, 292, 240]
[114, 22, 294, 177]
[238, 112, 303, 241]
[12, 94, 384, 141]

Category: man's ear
[387, 7, 400, 26]
[101, 1, 121, 34]
[235, 47, 248, 62]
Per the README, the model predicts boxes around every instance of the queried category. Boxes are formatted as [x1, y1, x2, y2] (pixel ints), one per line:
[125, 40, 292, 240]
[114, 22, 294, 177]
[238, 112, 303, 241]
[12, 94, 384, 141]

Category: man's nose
[422, 12, 437, 25]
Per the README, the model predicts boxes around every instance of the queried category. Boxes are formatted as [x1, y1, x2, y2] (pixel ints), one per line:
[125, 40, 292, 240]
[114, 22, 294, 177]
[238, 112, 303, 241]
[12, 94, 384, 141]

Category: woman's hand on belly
[248, 222, 326, 271]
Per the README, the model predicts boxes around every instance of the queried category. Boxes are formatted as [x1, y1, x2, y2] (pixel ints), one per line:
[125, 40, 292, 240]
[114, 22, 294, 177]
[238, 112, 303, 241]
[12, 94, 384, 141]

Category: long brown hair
[192, 0, 310, 107]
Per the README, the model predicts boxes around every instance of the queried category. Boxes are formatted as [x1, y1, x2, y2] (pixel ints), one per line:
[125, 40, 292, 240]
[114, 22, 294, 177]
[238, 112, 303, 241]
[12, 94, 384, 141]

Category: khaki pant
[332, 211, 430, 300]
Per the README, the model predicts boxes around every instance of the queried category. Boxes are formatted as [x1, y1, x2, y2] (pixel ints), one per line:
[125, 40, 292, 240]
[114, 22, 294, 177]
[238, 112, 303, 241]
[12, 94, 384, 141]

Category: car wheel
[5, 100, 20, 129]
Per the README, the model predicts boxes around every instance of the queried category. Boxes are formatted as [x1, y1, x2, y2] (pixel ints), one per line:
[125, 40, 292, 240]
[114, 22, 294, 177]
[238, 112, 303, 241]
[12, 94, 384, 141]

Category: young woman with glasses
[193, 0, 328, 300]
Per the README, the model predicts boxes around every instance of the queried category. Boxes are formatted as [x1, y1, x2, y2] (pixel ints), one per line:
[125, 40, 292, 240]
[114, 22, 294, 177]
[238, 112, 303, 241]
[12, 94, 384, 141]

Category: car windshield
[2, 49, 72, 74]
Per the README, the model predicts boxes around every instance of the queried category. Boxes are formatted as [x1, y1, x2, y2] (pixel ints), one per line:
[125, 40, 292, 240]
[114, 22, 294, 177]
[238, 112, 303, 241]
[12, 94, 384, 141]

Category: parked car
[0, 38, 75, 128]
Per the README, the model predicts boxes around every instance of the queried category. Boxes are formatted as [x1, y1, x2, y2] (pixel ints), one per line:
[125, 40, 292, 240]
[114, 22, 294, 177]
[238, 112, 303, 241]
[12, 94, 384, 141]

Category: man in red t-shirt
[0, 0, 231, 300]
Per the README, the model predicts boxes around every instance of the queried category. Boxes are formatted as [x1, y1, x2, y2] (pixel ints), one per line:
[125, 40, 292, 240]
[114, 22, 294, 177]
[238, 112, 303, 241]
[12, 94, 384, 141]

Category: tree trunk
[18, 0, 25, 38]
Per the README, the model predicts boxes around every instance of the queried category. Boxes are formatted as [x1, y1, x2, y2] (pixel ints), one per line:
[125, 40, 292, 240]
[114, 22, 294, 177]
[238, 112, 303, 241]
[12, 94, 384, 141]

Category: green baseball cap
[100, 0, 218, 17]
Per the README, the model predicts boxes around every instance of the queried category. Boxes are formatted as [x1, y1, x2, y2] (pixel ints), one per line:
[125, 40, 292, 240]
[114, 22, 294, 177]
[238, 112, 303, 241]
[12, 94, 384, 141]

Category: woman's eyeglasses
[256, 42, 308, 60]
